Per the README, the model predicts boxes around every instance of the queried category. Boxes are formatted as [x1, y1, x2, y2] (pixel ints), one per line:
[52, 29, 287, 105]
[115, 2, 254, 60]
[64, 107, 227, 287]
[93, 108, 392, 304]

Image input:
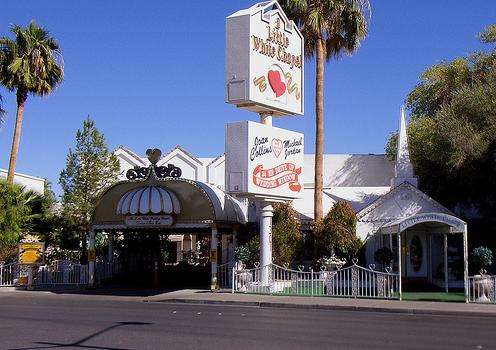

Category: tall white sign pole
[225, 1, 305, 288]
[260, 112, 273, 285]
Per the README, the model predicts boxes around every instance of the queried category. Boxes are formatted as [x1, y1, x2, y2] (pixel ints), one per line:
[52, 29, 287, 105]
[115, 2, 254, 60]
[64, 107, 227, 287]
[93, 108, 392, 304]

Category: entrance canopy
[379, 212, 466, 235]
[91, 174, 246, 231]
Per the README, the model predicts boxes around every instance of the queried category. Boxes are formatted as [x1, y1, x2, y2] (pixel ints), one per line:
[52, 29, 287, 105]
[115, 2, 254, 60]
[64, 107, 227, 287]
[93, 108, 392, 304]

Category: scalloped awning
[116, 185, 181, 215]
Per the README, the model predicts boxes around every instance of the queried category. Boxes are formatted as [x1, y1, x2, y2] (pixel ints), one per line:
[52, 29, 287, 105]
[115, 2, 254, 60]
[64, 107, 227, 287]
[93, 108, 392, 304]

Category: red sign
[252, 163, 302, 192]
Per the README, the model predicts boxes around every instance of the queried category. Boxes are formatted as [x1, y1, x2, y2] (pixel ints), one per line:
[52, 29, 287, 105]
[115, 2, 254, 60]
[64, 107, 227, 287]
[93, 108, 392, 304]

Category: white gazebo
[356, 107, 468, 300]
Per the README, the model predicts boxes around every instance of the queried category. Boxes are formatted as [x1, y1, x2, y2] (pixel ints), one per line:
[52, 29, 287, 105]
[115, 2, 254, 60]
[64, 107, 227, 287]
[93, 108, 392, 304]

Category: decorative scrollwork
[154, 164, 182, 178]
[368, 263, 376, 271]
[352, 258, 359, 266]
[385, 266, 392, 274]
[297, 265, 304, 272]
[125, 164, 182, 181]
[126, 166, 150, 180]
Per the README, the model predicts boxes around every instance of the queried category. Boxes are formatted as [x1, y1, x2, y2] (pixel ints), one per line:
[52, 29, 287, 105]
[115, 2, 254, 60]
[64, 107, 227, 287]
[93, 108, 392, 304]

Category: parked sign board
[226, 121, 304, 199]
[225, 1, 304, 116]
[18, 242, 44, 265]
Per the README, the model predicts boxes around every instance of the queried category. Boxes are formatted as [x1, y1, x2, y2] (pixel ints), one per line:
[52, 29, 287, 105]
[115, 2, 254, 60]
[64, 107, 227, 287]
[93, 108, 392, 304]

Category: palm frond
[280, 0, 371, 60]
[0, 21, 64, 95]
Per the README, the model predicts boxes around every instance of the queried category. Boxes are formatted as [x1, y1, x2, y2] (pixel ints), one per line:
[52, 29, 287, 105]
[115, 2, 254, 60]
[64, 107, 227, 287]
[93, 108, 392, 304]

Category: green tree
[272, 202, 303, 266]
[280, 0, 370, 221]
[314, 201, 362, 262]
[478, 24, 496, 44]
[385, 24, 496, 216]
[28, 182, 77, 249]
[0, 179, 38, 261]
[0, 21, 63, 184]
[59, 117, 120, 262]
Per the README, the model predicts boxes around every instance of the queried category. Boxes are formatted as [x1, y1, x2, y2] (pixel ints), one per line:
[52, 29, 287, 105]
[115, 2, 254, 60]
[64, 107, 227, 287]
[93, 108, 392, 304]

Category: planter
[473, 274, 493, 303]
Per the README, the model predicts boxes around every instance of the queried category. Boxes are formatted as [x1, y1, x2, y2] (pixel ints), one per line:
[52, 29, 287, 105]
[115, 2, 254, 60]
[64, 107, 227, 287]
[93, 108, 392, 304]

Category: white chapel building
[112, 109, 468, 290]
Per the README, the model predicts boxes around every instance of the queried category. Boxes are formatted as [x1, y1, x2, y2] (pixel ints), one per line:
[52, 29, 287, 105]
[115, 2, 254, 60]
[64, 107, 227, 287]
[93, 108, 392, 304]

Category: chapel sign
[225, 1, 304, 116]
[225, 121, 304, 200]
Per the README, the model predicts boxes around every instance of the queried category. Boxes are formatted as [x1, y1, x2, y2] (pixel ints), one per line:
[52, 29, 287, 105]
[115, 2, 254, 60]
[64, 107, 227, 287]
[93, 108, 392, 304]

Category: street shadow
[9, 321, 152, 350]
[21, 285, 207, 297]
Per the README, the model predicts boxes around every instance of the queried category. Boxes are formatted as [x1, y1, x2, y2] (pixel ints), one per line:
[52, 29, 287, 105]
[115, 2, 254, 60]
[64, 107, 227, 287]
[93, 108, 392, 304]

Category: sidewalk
[147, 289, 496, 317]
[3, 287, 496, 317]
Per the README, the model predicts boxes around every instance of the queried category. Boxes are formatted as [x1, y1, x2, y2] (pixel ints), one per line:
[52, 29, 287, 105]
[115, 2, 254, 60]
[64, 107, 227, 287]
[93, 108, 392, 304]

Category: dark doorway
[103, 231, 211, 289]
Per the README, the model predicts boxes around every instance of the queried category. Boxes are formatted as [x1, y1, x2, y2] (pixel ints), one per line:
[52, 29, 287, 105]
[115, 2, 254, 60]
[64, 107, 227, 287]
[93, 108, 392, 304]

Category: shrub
[471, 246, 493, 272]
[374, 247, 393, 269]
[234, 245, 250, 263]
[314, 201, 362, 263]
[272, 203, 302, 266]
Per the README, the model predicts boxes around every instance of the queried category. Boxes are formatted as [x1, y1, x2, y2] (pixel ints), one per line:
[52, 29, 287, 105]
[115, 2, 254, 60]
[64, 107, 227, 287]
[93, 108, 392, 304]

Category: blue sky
[0, 1, 494, 195]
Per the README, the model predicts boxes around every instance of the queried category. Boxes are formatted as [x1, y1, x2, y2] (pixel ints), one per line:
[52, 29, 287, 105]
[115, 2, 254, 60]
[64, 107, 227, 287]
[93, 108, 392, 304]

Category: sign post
[18, 240, 44, 288]
[225, 1, 305, 286]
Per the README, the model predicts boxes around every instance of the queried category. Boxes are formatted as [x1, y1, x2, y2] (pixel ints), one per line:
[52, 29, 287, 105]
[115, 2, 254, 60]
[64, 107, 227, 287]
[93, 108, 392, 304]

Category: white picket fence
[217, 261, 235, 288]
[233, 261, 400, 299]
[34, 261, 89, 286]
[0, 263, 18, 286]
[95, 259, 121, 283]
[1, 260, 89, 287]
[468, 274, 496, 304]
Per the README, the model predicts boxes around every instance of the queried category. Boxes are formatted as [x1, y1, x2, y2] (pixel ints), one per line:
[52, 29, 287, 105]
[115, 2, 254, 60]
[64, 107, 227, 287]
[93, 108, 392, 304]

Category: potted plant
[471, 246, 493, 302]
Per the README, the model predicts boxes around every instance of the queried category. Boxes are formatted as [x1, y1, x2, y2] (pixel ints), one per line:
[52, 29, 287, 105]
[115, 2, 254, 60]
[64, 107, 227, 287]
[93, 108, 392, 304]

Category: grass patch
[401, 292, 465, 302]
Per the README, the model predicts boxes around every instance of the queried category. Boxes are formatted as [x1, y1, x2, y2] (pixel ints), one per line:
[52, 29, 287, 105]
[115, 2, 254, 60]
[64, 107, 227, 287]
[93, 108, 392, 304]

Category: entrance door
[405, 232, 427, 278]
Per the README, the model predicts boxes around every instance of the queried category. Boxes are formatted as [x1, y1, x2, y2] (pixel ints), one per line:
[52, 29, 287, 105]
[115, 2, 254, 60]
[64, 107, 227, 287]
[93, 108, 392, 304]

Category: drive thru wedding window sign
[225, 1, 304, 285]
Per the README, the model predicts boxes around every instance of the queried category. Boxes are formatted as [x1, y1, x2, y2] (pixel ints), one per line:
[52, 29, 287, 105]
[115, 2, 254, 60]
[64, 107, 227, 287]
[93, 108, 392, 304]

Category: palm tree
[0, 93, 5, 125]
[0, 21, 63, 184]
[279, 0, 370, 221]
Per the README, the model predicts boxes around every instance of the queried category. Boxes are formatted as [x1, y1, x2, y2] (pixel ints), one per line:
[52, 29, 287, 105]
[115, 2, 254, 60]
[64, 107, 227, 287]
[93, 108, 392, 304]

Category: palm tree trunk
[7, 90, 27, 184]
[314, 38, 325, 221]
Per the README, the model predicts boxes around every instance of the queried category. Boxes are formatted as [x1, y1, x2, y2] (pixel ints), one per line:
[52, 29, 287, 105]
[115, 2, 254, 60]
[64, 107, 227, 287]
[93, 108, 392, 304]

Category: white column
[260, 201, 273, 285]
[88, 230, 95, 286]
[210, 226, 219, 290]
[107, 231, 113, 262]
[231, 229, 238, 262]
[444, 233, 449, 293]
[426, 232, 432, 283]
[463, 225, 468, 302]
[221, 234, 228, 263]
[260, 112, 272, 126]
[397, 228, 402, 300]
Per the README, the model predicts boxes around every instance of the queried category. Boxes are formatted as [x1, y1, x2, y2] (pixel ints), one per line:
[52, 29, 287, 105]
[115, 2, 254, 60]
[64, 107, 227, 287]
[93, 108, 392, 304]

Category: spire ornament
[391, 106, 418, 188]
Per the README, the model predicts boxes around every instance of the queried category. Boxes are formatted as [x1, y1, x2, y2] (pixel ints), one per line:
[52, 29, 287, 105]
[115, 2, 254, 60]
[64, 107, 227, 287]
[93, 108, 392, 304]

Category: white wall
[0, 169, 45, 194]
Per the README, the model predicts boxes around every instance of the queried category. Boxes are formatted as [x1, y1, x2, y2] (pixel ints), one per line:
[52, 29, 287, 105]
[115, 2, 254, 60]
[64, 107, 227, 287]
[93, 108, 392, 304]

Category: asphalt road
[0, 293, 495, 350]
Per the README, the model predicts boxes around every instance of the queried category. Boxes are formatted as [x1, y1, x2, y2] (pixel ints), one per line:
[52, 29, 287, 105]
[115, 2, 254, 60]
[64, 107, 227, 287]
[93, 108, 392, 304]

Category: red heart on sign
[267, 70, 286, 97]
[272, 138, 283, 158]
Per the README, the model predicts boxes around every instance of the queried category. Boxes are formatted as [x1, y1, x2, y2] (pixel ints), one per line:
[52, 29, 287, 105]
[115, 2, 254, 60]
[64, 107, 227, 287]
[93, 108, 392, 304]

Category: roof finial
[391, 106, 418, 188]
[146, 148, 162, 165]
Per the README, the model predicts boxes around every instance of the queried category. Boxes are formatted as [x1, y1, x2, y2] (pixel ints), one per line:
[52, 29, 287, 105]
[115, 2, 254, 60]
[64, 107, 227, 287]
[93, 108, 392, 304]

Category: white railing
[34, 262, 88, 286]
[0, 263, 18, 286]
[233, 261, 400, 299]
[95, 259, 121, 283]
[217, 261, 235, 288]
[468, 274, 496, 303]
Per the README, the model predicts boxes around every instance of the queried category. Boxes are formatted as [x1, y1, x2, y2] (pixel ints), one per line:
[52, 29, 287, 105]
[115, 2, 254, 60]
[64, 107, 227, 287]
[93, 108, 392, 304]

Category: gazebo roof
[91, 162, 246, 230]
